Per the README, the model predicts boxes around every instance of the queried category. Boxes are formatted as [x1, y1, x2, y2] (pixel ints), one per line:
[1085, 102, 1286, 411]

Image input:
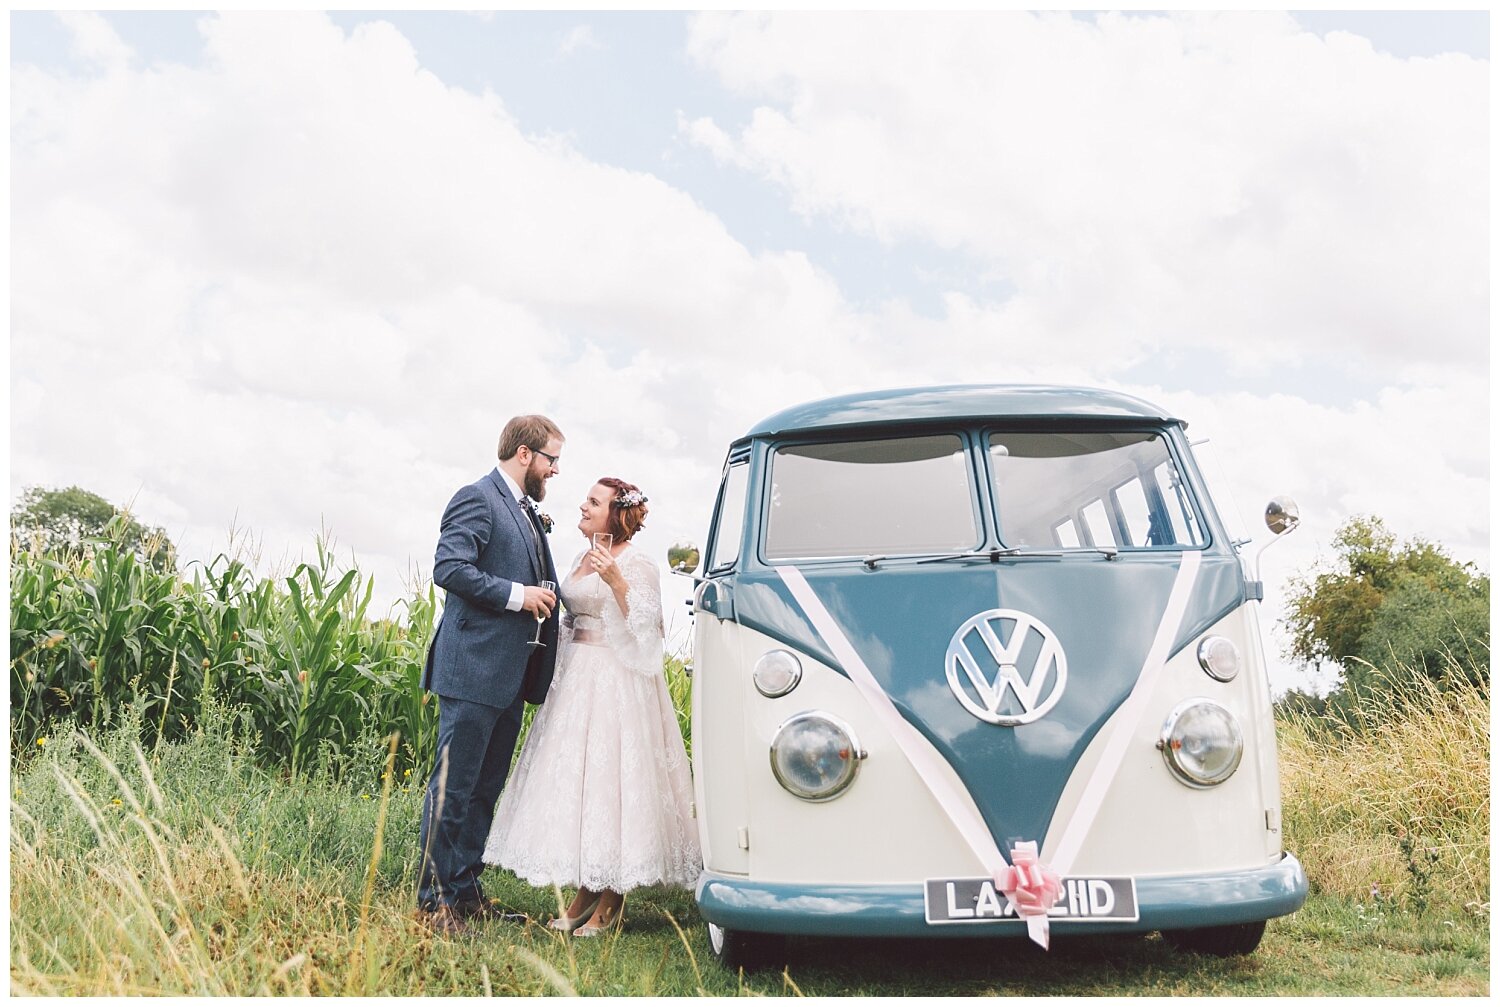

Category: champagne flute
[592, 532, 614, 553]
[528, 579, 556, 648]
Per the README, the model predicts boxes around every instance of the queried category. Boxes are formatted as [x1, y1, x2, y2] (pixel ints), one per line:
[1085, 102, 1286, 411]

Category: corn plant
[11, 523, 694, 782]
[664, 652, 692, 762]
[10, 519, 185, 746]
[367, 581, 440, 775]
[10, 528, 441, 776]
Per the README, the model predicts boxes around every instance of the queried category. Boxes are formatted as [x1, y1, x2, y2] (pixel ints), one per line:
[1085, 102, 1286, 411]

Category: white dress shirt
[496, 466, 535, 612]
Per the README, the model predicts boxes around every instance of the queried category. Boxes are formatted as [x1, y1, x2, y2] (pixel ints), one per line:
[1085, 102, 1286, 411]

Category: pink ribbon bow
[995, 840, 1063, 949]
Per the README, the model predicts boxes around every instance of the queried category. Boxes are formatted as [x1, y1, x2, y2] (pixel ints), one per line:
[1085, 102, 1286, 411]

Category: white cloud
[55, 10, 135, 72]
[684, 11, 1488, 376]
[675, 111, 741, 166]
[558, 24, 604, 57]
[8, 12, 901, 624]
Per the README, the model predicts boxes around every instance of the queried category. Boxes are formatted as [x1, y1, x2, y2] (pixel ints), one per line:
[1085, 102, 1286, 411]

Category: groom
[416, 414, 564, 934]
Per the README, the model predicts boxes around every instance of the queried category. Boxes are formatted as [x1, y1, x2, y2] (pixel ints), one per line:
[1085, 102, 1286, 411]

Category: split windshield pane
[765, 434, 978, 559]
[988, 431, 1204, 550]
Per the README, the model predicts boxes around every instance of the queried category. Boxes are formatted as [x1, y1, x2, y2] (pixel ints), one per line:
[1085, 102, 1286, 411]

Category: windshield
[765, 434, 979, 560]
[988, 430, 1205, 550]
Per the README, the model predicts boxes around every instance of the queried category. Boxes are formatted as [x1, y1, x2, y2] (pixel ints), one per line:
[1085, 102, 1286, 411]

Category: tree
[1357, 575, 1489, 690]
[10, 485, 176, 571]
[1284, 515, 1488, 705]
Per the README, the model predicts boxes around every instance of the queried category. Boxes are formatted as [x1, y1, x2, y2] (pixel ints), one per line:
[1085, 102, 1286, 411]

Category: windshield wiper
[1069, 546, 1119, 560]
[917, 546, 1119, 564]
[918, 547, 1046, 564]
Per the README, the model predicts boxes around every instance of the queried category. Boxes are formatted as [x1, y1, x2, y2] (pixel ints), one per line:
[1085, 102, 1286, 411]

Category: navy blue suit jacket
[423, 469, 559, 708]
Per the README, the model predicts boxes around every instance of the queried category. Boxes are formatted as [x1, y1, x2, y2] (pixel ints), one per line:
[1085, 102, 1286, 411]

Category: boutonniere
[522, 497, 554, 533]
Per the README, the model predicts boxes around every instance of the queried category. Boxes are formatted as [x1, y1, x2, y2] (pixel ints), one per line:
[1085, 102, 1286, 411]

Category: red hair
[596, 477, 648, 542]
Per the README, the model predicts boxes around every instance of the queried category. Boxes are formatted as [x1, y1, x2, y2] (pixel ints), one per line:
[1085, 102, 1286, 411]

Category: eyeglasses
[530, 448, 560, 469]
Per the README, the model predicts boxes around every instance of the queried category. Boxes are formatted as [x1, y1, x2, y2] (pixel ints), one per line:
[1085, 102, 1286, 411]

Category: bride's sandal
[548, 892, 602, 934]
[572, 896, 625, 938]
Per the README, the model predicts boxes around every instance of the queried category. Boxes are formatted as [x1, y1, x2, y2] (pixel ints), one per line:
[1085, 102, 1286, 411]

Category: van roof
[743, 384, 1179, 438]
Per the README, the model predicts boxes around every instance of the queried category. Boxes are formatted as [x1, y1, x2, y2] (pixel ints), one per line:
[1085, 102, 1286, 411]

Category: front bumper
[696, 853, 1308, 938]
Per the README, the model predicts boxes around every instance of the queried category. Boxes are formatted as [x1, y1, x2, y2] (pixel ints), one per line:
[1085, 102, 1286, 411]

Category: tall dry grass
[11, 667, 1491, 994]
[1278, 667, 1489, 913]
[7, 704, 721, 996]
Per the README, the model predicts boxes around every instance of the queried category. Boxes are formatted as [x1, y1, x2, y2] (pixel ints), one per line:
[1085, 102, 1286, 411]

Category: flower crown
[612, 490, 648, 509]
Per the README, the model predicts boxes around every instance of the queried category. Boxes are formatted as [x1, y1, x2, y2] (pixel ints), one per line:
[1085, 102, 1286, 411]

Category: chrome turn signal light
[1196, 635, 1241, 682]
[753, 649, 802, 698]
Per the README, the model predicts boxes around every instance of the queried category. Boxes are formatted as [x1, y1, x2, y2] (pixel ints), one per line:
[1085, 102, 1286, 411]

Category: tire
[1160, 920, 1266, 957]
[707, 922, 787, 973]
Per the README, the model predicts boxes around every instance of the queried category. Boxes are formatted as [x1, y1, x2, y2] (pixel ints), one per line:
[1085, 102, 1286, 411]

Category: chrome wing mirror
[667, 541, 701, 577]
[1265, 497, 1300, 536]
[1249, 496, 1301, 583]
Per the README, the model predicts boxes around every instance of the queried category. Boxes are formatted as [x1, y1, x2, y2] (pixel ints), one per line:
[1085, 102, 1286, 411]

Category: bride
[482, 477, 700, 935]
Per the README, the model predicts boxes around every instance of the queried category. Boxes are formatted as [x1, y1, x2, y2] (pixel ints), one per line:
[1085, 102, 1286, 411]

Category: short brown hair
[497, 415, 563, 461]
[596, 477, 648, 542]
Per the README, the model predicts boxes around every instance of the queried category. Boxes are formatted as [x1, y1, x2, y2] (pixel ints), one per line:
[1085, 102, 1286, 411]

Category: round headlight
[769, 712, 865, 802]
[753, 650, 802, 698]
[1196, 635, 1241, 682]
[1158, 700, 1243, 788]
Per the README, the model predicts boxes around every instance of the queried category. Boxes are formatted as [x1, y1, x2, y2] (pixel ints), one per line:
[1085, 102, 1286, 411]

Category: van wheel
[1160, 920, 1266, 957]
[708, 922, 787, 973]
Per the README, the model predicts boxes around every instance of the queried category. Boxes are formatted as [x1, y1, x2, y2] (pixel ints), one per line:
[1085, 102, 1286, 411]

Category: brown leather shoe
[455, 898, 530, 925]
[417, 905, 473, 937]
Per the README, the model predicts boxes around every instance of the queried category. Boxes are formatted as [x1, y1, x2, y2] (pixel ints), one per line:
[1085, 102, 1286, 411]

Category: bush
[1284, 516, 1488, 708]
[1356, 577, 1489, 691]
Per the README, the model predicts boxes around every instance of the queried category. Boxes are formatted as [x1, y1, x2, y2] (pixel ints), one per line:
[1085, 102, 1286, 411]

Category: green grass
[9, 704, 1489, 996]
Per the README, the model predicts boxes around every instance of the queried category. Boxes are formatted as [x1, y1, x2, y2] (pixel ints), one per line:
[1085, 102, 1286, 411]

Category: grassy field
[1278, 671, 1489, 912]
[8, 687, 1489, 997]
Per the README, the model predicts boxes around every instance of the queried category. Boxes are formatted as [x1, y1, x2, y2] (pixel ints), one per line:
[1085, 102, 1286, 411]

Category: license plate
[923, 876, 1139, 925]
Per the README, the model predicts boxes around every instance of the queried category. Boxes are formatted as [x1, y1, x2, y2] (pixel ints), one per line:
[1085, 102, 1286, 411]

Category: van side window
[1153, 461, 1198, 544]
[1113, 477, 1153, 547]
[709, 461, 750, 572]
[1081, 499, 1118, 547]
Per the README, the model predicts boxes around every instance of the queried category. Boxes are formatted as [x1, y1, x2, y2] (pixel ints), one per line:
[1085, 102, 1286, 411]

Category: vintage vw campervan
[669, 385, 1307, 971]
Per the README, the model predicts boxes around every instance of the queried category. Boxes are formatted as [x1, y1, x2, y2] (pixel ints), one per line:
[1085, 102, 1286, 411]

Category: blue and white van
[669, 385, 1308, 970]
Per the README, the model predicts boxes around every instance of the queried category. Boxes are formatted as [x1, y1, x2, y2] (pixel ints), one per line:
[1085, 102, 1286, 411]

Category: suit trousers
[417, 691, 527, 911]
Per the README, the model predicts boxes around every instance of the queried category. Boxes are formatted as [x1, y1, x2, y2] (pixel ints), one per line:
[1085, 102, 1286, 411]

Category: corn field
[9, 526, 692, 778]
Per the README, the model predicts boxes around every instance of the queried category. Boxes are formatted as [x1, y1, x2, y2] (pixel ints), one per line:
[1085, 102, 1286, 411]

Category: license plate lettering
[924, 876, 1138, 924]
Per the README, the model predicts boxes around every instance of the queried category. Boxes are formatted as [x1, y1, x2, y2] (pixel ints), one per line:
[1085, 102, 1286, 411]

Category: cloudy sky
[9, 10, 1489, 696]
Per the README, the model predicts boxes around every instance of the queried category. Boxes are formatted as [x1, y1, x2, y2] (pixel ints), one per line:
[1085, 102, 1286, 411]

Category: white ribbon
[778, 567, 1039, 943]
[1044, 550, 1200, 878]
[776, 550, 1202, 949]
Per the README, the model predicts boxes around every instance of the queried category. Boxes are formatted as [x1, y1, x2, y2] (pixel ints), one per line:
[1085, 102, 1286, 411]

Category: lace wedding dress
[482, 546, 701, 892]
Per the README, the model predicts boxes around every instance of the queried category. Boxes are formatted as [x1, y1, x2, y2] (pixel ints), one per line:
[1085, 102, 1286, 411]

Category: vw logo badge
[945, 609, 1067, 726]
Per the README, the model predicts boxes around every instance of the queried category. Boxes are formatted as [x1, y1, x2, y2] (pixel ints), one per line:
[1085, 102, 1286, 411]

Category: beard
[523, 461, 549, 501]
